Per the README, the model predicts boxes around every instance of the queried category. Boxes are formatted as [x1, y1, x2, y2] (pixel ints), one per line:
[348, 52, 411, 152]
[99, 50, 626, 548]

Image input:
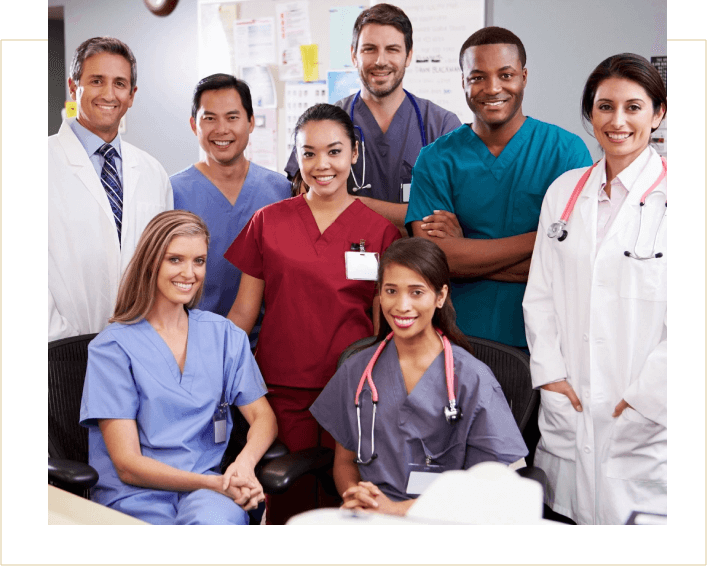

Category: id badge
[213, 402, 228, 444]
[345, 251, 379, 281]
[406, 461, 444, 495]
[401, 183, 411, 203]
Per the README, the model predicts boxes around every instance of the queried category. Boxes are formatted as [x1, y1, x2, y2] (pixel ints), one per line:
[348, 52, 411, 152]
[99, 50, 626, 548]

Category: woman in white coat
[522, 53, 667, 525]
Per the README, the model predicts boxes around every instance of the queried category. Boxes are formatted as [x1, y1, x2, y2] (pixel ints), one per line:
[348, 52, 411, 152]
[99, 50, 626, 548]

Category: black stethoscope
[353, 330, 461, 466]
[547, 157, 667, 260]
[349, 89, 428, 193]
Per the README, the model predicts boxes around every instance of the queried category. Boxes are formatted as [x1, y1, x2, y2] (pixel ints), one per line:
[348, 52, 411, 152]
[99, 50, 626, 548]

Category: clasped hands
[220, 457, 264, 511]
[541, 379, 633, 417]
[341, 481, 411, 516]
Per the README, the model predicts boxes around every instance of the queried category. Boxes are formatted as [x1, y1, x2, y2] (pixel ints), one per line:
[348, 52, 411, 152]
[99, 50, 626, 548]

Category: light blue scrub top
[310, 341, 527, 502]
[284, 92, 461, 203]
[79, 309, 268, 508]
[405, 119, 592, 347]
[171, 163, 290, 344]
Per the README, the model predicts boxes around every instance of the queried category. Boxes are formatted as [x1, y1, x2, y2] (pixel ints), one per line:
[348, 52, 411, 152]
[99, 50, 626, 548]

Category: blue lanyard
[349, 89, 428, 147]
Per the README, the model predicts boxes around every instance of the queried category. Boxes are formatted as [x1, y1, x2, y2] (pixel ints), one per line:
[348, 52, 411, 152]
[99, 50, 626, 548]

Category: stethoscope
[547, 157, 667, 260]
[349, 89, 428, 193]
[353, 330, 461, 466]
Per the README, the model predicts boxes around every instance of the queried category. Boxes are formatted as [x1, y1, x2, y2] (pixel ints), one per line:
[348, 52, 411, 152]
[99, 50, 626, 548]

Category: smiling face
[380, 263, 448, 342]
[352, 23, 412, 100]
[295, 119, 358, 200]
[190, 88, 255, 167]
[69, 52, 136, 142]
[154, 235, 207, 310]
[461, 43, 527, 132]
[591, 77, 665, 174]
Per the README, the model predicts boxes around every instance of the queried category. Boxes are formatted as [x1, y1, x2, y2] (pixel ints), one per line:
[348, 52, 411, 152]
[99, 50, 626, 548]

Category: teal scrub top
[405, 118, 592, 347]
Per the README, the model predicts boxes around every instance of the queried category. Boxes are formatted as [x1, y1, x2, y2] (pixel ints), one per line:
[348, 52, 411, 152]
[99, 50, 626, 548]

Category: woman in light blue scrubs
[310, 238, 527, 515]
[79, 210, 277, 524]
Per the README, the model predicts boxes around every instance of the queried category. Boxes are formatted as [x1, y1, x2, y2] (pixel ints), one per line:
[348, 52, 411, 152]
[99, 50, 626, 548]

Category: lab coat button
[583, 446, 591, 454]
[583, 334, 588, 342]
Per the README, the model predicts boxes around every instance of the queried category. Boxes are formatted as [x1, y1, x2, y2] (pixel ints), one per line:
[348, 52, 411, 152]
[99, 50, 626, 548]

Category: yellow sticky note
[300, 44, 319, 82]
[65, 100, 77, 118]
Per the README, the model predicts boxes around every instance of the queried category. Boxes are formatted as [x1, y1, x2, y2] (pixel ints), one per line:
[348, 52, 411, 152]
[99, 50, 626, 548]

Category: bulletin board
[197, 0, 487, 173]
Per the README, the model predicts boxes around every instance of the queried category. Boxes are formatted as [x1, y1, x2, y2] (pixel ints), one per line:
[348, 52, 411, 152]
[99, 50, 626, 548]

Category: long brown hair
[110, 210, 210, 324]
[376, 238, 473, 355]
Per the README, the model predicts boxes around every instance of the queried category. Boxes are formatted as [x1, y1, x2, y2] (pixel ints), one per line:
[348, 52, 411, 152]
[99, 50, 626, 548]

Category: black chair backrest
[48, 334, 97, 463]
[337, 335, 538, 434]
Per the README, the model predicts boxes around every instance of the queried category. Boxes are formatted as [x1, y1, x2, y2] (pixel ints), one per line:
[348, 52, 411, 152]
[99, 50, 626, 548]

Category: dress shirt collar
[598, 145, 652, 194]
[69, 118, 122, 159]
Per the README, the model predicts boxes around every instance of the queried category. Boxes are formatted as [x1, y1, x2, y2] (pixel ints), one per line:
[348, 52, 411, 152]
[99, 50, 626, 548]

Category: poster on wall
[241, 66, 278, 108]
[285, 81, 328, 155]
[276, 1, 312, 81]
[246, 108, 279, 171]
[197, 0, 240, 79]
[329, 5, 365, 69]
[234, 18, 276, 66]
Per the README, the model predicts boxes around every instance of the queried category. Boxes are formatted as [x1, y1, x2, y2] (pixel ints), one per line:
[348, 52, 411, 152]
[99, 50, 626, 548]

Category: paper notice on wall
[327, 69, 360, 104]
[198, 1, 240, 78]
[245, 108, 278, 172]
[329, 5, 365, 69]
[300, 44, 319, 82]
[234, 18, 276, 66]
[285, 81, 328, 156]
[276, 1, 312, 82]
[241, 65, 277, 108]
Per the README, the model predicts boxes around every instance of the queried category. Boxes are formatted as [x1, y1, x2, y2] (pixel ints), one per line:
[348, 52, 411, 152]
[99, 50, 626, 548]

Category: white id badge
[406, 463, 444, 495]
[345, 251, 379, 281]
[401, 183, 411, 203]
[213, 403, 228, 443]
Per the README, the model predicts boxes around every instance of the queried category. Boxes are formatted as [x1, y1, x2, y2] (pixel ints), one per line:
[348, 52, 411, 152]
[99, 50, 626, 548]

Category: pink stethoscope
[353, 330, 461, 466]
[547, 157, 667, 260]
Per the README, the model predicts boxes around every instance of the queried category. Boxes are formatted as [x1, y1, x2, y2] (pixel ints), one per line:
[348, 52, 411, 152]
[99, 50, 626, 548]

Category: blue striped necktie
[97, 143, 123, 245]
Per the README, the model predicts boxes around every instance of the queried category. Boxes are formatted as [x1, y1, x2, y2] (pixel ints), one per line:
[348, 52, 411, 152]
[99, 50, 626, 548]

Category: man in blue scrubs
[406, 27, 591, 349]
[285, 3, 460, 234]
[171, 74, 290, 345]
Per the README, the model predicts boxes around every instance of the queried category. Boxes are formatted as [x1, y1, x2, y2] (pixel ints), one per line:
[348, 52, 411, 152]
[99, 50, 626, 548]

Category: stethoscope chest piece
[444, 399, 463, 424]
[547, 221, 568, 241]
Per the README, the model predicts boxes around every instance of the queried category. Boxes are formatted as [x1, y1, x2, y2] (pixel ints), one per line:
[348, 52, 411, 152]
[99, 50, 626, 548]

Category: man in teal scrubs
[405, 27, 591, 349]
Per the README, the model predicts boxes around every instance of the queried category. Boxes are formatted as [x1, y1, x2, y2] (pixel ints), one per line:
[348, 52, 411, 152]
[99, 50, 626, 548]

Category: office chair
[48, 333, 330, 500]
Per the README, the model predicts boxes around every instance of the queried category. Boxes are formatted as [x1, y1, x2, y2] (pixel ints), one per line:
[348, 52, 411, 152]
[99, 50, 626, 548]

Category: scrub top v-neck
[225, 195, 400, 389]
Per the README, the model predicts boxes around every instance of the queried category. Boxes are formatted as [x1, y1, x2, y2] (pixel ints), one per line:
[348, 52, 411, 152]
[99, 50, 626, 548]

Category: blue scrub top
[171, 163, 290, 343]
[310, 340, 527, 502]
[285, 92, 461, 203]
[79, 310, 268, 507]
[405, 119, 592, 347]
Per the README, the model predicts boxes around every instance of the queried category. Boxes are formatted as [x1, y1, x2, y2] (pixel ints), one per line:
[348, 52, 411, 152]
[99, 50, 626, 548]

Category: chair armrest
[258, 447, 334, 495]
[48, 458, 99, 494]
[515, 465, 548, 498]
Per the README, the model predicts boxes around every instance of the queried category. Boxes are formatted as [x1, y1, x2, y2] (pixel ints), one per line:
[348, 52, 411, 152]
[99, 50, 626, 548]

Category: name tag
[406, 462, 444, 495]
[345, 251, 379, 281]
[401, 183, 411, 203]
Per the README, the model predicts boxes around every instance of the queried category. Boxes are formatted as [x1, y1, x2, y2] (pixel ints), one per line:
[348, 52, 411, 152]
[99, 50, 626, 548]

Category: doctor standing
[523, 53, 667, 525]
[49, 37, 173, 341]
[285, 3, 461, 234]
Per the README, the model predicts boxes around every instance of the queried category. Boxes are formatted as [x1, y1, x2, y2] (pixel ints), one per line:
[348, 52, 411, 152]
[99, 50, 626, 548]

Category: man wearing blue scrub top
[171, 74, 290, 346]
[406, 27, 591, 349]
[285, 3, 461, 234]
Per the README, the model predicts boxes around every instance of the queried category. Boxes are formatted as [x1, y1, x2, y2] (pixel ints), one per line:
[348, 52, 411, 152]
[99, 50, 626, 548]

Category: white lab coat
[48, 119, 173, 341]
[523, 146, 666, 525]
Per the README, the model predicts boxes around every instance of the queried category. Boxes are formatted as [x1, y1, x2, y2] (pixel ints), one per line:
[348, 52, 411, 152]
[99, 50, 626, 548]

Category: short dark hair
[351, 3, 413, 55]
[70, 37, 137, 90]
[581, 53, 667, 133]
[191, 73, 254, 120]
[458, 26, 526, 70]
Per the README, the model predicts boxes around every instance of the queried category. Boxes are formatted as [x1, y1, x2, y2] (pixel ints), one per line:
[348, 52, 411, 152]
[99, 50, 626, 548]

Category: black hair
[375, 238, 474, 356]
[581, 53, 667, 133]
[70, 36, 137, 90]
[191, 73, 254, 121]
[290, 103, 357, 196]
[458, 26, 526, 70]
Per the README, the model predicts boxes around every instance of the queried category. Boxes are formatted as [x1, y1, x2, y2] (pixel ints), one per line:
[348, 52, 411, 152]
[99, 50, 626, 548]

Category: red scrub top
[225, 195, 400, 389]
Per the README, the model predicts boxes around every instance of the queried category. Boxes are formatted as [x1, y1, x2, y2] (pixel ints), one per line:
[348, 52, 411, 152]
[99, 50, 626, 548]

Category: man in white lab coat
[48, 37, 173, 341]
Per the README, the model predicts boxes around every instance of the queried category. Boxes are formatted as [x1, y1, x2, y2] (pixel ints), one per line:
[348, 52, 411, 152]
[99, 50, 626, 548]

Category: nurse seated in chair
[79, 210, 277, 525]
[310, 238, 528, 515]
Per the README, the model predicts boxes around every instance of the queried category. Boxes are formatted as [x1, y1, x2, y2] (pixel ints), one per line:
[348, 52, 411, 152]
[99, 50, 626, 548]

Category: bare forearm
[486, 257, 532, 282]
[116, 452, 220, 493]
[226, 275, 264, 334]
[238, 410, 278, 468]
[333, 445, 361, 497]
[412, 222, 536, 277]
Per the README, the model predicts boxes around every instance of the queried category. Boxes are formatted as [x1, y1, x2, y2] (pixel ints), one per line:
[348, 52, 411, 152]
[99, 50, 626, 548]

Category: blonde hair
[110, 210, 210, 324]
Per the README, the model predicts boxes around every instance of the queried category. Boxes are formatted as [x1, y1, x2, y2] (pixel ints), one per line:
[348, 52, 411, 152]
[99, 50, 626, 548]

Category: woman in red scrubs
[225, 103, 400, 522]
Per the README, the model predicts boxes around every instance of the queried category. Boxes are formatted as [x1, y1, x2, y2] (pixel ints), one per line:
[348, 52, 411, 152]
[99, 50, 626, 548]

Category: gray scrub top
[285, 92, 461, 203]
[310, 340, 528, 502]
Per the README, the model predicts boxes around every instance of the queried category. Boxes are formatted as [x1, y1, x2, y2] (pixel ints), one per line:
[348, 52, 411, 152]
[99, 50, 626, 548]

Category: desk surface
[48, 485, 147, 525]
